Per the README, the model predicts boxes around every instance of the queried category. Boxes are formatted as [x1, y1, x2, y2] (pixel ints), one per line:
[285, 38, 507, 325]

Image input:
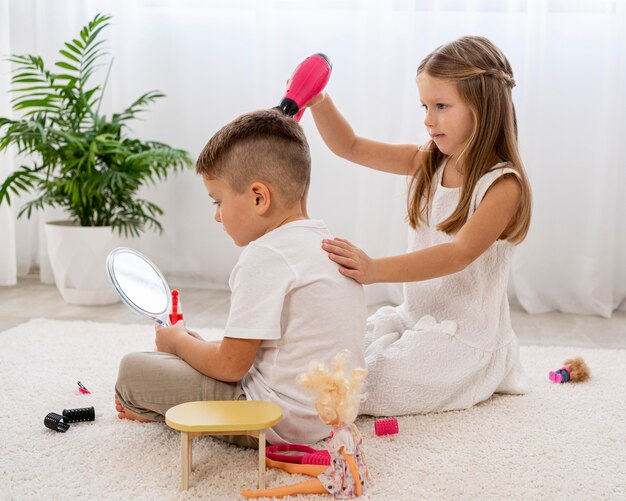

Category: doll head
[564, 357, 590, 382]
[297, 350, 367, 426]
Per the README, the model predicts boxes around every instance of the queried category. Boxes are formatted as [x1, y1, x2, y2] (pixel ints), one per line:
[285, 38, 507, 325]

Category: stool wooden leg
[258, 430, 266, 490]
[188, 434, 193, 472]
[181, 431, 191, 490]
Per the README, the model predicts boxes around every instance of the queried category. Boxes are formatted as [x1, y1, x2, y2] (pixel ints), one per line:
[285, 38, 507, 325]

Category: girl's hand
[322, 237, 377, 284]
[305, 90, 326, 108]
[285, 78, 326, 109]
[155, 320, 187, 355]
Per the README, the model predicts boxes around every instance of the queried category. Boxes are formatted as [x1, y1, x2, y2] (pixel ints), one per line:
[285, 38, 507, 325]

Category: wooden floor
[1, 275, 625, 349]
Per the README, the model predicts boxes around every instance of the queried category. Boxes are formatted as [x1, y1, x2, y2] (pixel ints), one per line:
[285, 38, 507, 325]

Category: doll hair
[297, 350, 367, 426]
[564, 357, 590, 382]
[408, 35, 532, 244]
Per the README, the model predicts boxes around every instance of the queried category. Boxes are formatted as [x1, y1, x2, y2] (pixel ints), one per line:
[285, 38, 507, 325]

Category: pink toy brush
[266, 444, 331, 466]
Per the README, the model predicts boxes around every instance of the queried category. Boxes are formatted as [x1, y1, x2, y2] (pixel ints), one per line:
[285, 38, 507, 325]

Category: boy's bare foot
[114, 393, 153, 422]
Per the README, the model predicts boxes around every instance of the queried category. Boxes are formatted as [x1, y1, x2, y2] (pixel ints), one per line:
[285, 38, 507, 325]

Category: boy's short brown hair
[196, 109, 311, 204]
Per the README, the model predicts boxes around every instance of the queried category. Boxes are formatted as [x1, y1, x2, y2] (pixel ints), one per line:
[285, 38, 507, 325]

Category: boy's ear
[250, 182, 271, 215]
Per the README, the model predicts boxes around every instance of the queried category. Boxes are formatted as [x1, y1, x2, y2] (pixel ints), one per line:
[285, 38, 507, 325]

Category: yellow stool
[165, 400, 283, 490]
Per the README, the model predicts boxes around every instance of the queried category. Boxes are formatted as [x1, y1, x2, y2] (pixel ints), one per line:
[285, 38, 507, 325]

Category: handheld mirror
[106, 247, 171, 326]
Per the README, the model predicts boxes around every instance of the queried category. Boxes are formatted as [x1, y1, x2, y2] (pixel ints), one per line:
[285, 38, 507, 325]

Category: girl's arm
[323, 175, 522, 283]
[310, 93, 423, 176]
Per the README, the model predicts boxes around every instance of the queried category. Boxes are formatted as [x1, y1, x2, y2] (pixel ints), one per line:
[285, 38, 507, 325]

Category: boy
[115, 109, 367, 446]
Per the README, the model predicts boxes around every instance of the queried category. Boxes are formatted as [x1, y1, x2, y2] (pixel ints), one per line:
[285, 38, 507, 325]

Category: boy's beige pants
[115, 351, 259, 448]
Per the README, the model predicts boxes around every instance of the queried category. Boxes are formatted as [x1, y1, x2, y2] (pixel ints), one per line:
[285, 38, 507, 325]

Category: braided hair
[408, 35, 531, 244]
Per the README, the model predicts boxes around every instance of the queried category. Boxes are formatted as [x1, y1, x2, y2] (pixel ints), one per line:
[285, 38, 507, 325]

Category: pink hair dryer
[276, 53, 332, 122]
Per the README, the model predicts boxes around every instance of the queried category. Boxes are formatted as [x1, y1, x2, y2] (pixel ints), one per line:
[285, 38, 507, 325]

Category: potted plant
[0, 13, 191, 305]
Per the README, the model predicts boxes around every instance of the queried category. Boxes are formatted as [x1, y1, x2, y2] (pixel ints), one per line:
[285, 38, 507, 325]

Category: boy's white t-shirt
[224, 219, 367, 445]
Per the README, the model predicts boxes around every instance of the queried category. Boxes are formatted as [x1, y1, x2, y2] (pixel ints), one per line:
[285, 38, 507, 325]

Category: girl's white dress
[361, 162, 529, 416]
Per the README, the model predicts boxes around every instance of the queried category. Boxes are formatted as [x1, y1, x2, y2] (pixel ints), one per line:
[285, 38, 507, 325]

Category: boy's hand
[322, 237, 377, 284]
[155, 320, 187, 355]
[185, 328, 204, 341]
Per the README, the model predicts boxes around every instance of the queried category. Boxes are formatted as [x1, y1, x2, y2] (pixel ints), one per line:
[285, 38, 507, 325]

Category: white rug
[0, 319, 624, 501]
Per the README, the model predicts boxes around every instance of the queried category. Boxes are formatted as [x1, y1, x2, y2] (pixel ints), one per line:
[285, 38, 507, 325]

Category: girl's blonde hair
[297, 350, 367, 426]
[409, 36, 531, 243]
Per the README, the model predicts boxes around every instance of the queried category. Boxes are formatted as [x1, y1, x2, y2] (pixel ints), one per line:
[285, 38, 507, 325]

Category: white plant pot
[44, 221, 123, 305]
[38, 206, 68, 284]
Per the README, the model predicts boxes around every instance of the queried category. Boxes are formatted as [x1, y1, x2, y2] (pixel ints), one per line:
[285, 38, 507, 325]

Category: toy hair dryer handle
[278, 53, 332, 122]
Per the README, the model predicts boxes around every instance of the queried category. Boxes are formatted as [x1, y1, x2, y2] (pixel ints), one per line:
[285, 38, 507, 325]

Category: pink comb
[374, 418, 399, 436]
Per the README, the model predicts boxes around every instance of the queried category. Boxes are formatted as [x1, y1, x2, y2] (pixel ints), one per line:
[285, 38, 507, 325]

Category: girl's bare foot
[114, 393, 153, 422]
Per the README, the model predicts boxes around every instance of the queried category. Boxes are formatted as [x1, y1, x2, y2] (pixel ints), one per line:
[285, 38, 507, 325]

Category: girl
[309, 36, 531, 415]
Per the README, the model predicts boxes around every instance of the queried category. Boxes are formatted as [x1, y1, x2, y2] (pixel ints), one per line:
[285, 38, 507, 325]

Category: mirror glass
[106, 247, 171, 325]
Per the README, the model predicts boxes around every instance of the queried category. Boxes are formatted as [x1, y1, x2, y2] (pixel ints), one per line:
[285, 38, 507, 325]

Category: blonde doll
[308, 36, 532, 415]
[241, 350, 368, 498]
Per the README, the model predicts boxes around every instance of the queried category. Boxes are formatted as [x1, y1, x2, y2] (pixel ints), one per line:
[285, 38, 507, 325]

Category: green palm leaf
[0, 13, 192, 235]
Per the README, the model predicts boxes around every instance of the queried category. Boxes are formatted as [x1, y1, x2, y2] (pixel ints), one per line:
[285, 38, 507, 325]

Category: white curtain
[1, 0, 625, 317]
[0, 0, 16, 285]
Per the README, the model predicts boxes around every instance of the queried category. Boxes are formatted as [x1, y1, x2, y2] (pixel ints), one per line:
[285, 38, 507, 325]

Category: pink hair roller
[374, 418, 399, 436]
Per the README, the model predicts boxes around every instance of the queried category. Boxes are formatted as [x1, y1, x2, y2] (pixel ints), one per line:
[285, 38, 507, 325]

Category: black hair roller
[44, 412, 70, 432]
[62, 406, 96, 423]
